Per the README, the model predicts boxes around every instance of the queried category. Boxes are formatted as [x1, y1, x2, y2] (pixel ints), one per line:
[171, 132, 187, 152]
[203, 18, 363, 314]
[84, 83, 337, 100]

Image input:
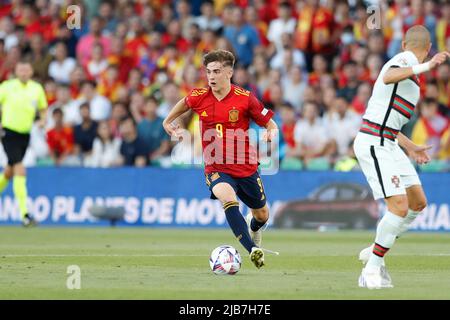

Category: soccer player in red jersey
[163, 50, 278, 268]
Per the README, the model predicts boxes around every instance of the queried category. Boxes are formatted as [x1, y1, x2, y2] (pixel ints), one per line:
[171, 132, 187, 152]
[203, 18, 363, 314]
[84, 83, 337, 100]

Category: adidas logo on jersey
[201, 111, 208, 117]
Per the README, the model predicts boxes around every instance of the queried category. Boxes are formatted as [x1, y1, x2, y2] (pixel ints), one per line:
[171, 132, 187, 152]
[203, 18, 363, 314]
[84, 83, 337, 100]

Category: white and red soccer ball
[209, 245, 241, 275]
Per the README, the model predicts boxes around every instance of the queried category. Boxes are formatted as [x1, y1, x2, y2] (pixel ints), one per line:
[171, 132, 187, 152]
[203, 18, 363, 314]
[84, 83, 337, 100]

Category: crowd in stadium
[0, 0, 448, 171]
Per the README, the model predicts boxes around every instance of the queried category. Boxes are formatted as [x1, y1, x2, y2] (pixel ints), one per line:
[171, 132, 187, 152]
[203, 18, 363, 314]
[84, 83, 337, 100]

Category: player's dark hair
[203, 50, 235, 68]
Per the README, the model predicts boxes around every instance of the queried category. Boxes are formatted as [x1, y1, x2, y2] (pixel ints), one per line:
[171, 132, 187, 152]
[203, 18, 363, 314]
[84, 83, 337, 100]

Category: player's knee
[252, 206, 269, 222]
[218, 192, 238, 205]
[387, 196, 409, 217]
[410, 199, 427, 212]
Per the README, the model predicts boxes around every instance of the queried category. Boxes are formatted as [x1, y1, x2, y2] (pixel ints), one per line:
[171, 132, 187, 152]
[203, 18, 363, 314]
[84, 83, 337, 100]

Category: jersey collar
[210, 84, 234, 102]
[404, 50, 420, 65]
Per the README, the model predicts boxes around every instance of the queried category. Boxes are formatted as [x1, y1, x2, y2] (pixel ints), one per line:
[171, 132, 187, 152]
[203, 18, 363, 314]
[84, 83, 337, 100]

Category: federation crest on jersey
[391, 175, 400, 188]
[229, 109, 239, 123]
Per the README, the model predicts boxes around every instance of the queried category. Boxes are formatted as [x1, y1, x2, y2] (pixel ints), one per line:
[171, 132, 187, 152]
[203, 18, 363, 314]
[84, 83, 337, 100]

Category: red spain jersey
[185, 84, 274, 178]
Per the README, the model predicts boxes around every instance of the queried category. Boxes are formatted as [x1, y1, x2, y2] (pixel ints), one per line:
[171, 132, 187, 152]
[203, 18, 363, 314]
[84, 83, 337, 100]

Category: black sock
[223, 201, 255, 253]
[250, 217, 267, 232]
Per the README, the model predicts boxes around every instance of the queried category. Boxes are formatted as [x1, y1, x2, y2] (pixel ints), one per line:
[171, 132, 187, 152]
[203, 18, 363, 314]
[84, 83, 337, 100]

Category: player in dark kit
[163, 50, 278, 269]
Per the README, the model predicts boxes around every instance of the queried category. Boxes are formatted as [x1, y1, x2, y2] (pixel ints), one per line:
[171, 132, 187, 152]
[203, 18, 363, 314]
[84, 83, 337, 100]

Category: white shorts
[353, 133, 421, 200]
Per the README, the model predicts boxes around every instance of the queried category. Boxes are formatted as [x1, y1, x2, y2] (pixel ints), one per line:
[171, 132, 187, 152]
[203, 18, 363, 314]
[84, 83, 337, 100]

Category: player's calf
[247, 205, 269, 247]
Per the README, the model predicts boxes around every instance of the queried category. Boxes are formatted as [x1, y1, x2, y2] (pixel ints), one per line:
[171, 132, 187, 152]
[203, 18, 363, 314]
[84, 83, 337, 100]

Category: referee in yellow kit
[0, 61, 47, 227]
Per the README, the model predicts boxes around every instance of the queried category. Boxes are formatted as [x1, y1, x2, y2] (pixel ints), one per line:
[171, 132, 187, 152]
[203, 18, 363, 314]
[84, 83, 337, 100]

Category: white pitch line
[2, 253, 450, 258]
[0, 254, 206, 257]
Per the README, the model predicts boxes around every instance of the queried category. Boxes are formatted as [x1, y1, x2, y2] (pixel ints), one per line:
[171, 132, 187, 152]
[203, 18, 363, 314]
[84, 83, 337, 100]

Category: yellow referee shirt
[0, 79, 47, 134]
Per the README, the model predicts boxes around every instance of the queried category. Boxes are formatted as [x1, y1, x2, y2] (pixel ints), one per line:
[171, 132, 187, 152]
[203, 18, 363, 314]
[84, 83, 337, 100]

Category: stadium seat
[150, 159, 162, 167]
[419, 160, 449, 173]
[171, 163, 194, 169]
[36, 157, 55, 167]
[305, 157, 330, 171]
[280, 157, 303, 170]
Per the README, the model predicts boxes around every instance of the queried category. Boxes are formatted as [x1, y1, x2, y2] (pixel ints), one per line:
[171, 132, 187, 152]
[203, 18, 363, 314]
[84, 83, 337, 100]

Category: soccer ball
[209, 245, 241, 275]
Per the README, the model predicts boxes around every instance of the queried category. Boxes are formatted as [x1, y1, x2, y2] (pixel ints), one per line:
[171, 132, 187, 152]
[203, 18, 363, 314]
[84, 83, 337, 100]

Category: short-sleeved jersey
[0, 79, 48, 134]
[361, 51, 420, 146]
[185, 84, 274, 178]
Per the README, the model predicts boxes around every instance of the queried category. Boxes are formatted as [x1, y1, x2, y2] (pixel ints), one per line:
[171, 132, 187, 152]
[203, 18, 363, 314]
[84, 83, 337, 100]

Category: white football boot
[359, 265, 383, 289]
[246, 213, 262, 247]
[358, 244, 393, 288]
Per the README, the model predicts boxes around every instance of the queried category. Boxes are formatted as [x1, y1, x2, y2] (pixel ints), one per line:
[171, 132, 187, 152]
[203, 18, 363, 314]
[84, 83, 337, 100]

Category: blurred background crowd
[0, 0, 449, 171]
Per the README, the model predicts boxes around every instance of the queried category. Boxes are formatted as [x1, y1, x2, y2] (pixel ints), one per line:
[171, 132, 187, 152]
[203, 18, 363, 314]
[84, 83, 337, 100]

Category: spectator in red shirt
[68, 65, 87, 99]
[162, 19, 190, 53]
[280, 103, 297, 151]
[46, 108, 77, 166]
[308, 54, 330, 87]
[254, 0, 278, 25]
[18, 3, 45, 38]
[337, 60, 361, 103]
[125, 16, 150, 67]
[294, 0, 336, 65]
[0, 44, 20, 81]
[351, 82, 372, 115]
[363, 53, 384, 85]
[97, 64, 125, 103]
[41, 1, 63, 43]
[107, 36, 135, 83]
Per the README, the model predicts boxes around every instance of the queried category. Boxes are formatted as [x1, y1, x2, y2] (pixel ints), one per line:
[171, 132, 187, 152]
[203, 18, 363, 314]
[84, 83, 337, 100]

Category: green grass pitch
[0, 227, 449, 299]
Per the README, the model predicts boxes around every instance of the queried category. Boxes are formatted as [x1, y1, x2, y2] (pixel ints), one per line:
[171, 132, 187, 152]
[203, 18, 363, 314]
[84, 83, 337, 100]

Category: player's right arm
[162, 98, 190, 138]
[383, 51, 450, 84]
[397, 132, 432, 164]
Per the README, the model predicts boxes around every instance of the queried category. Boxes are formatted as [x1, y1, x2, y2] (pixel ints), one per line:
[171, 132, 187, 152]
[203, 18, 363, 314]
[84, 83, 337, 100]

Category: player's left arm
[248, 93, 277, 142]
[262, 118, 278, 142]
[397, 132, 432, 164]
[162, 98, 190, 138]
